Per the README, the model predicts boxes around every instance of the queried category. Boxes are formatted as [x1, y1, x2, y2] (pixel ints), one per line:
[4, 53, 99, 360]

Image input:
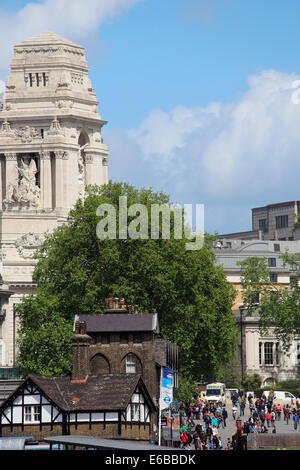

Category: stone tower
[0, 32, 109, 375]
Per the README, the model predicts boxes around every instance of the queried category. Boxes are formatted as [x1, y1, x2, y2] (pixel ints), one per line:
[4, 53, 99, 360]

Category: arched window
[126, 354, 137, 373]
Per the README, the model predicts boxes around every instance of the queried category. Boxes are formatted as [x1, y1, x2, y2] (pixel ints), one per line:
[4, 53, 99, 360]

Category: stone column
[54, 150, 69, 215]
[40, 150, 52, 210]
[84, 152, 94, 186]
[4, 152, 18, 204]
[102, 157, 109, 185]
[54, 150, 64, 211]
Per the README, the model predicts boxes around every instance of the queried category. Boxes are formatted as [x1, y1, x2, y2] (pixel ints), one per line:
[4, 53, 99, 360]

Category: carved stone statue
[3, 157, 40, 210]
[78, 152, 85, 199]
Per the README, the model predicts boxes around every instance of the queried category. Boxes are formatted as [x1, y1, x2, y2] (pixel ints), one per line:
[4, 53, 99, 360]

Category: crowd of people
[179, 401, 232, 450]
[243, 391, 300, 433]
[178, 389, 300, 450]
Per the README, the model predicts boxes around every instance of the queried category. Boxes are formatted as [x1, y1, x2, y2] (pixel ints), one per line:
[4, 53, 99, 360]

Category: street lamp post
[239, 306, 245, 383]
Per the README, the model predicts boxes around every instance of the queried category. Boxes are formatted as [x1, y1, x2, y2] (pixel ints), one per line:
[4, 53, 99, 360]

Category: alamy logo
[96, 197, 204, 250]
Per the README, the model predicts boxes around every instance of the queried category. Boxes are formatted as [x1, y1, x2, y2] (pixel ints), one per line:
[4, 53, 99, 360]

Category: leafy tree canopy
[238, 255, 300, 351]
[16, 182, 238, 380]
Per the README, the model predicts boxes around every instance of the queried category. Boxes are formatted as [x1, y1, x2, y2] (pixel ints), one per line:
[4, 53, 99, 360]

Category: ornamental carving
[3, 157, 40, 210]
[15, 47, 85, 57]
[14, 125, 40, 143]
[55, 99, 73, 109]
[0, 119, 14, 137]
[48, 116, 65, 136]
[15, 232, 44, 259]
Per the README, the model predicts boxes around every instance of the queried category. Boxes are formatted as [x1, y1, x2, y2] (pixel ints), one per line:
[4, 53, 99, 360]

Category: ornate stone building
[0, 32, 109, 376]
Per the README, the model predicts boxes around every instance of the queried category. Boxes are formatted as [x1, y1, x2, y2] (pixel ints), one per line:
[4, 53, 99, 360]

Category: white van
[206, 382, 226, 405]
[268, 391, 298, 404]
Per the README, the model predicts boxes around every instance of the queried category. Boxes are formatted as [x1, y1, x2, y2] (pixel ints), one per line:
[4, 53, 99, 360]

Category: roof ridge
[52, 376, 71, 409]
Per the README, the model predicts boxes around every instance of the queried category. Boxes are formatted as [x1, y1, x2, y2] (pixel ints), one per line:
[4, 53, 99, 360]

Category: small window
[126, 354, 136, 373]
[259, 219, 267, 230]
[268, 258, 276, 267]
[264, 342, 273, 365]
[25, 405, 40, 422]
[274, 244, 280, 252]
[259, 342, 262, 365]
[130, 404, 140, 421]
[276, 215, 288, 229]
[270, 273, 278, 283]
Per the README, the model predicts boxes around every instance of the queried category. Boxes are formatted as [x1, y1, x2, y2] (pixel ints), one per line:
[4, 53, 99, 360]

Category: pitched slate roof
[27, 373, 152, 411]
[74, 313, 158, 333]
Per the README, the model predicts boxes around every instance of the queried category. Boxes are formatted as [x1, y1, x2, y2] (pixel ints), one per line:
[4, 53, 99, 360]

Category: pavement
[186, 401, 300, 449]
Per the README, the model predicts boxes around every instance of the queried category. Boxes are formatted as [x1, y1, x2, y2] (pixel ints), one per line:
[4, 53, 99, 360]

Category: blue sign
[160, 368, 174, 410]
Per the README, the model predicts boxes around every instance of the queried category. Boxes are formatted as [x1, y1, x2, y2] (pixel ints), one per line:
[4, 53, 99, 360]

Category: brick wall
[88, 331, 157, 403]
[0, 421, 155, 442]
[248, 433, 300, 449]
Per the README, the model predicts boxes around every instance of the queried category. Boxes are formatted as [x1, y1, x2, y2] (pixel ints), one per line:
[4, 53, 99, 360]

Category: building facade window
[275, 215, 288, 229]
[259, 342, 280, 366]
[297, 342, 300, 366]
[259, 219, 267, 230]
[270, 273, 278, 283]
[24, 405, 41, 423]
[126, 354, 137, 373]
[264, 342, 273, 365]
[268, 258, 276, 267]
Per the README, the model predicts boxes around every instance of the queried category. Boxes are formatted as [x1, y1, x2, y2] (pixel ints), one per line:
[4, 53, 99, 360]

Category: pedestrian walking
[293, 412, 299, 430]
[222, 406, 228, 427]
[265, 412, 272, 428]
[232, 404, 237, 420]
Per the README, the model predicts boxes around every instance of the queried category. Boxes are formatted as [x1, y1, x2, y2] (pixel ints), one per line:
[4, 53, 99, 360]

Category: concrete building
[0, 32, 109, 377]
[214, 237, 300, 386]
[221, 200, 300, 242]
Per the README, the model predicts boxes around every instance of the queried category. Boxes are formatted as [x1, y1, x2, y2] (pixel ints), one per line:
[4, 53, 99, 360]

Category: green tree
[238, 255, 300, 352]
[16, 182, 238, 380]
[175, 375, 198, 403]
[242, 373, 262, 391]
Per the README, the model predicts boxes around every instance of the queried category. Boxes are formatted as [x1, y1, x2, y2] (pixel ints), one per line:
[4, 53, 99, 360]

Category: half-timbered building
[0, 298, 178, 442]
[0, 373, 156, 441]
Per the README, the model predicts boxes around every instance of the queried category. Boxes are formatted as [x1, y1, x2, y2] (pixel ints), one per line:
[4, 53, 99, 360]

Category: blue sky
[2, 0, 300, 234]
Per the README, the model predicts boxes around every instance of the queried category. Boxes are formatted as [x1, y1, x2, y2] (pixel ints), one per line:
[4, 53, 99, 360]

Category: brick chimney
[103, 297, 140, 315]
[71, 320, 92, 382]
[104, 297, 129, 314]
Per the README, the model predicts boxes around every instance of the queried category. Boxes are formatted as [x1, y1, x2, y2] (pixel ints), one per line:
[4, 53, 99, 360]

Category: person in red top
[265, 412, 272, 428]
[276, 405, 282, 421]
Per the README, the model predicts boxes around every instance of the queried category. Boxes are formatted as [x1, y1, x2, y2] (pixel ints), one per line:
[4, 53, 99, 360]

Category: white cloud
[106, 69, 300, 233]
[0, 0, 142, 77]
